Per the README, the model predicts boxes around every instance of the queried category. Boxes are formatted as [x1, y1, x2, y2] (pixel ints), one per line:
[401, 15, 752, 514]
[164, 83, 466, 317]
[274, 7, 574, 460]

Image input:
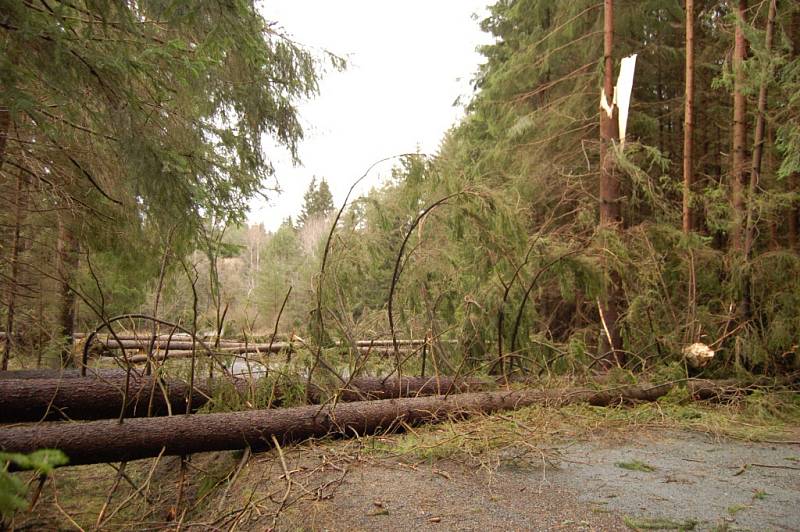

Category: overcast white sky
[249, 1, 492, 231]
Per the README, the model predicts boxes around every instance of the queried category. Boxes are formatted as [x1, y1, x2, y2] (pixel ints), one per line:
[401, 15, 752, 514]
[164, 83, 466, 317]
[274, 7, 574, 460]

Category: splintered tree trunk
[788, 8, 800, 250]
[0, 373, 488, 422]
[599, 0, 624, 367]
[57, 219, 79, 368]
[0, 382, 734, 468]
[731, 0, 748, 251]
[1, 172, 26, 371]
[682, 0, 696, 234]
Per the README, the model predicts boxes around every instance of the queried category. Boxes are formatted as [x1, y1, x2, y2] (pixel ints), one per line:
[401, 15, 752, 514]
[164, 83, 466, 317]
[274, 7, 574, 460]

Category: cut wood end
[683, 342, 715, 368]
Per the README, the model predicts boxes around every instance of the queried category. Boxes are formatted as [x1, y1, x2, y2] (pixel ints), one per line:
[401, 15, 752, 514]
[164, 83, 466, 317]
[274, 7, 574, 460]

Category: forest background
[1, 0, 799, 380]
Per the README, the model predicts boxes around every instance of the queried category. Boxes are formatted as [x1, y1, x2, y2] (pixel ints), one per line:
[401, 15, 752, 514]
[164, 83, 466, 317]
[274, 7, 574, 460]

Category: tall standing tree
[683, 0, 696, 234]
[731, 0, 749, 250]
[298, 177, 335, 227]
[599, 0, 624, 367]
[784, 7, 800, 249]
[0, 1, 338, 367]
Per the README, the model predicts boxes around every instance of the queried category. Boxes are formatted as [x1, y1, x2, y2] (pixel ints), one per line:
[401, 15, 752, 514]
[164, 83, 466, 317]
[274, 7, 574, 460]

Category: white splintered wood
[616, 54, 637, 149]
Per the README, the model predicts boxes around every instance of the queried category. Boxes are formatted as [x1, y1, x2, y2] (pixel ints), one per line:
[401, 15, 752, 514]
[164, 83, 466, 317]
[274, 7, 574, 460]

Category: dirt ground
[264, 429, 800, 531]
[13, 427, 798, 531]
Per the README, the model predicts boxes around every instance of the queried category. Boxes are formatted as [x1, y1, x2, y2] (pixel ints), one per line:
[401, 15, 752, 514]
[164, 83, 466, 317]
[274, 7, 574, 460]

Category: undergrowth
[363, 388, 800, 464]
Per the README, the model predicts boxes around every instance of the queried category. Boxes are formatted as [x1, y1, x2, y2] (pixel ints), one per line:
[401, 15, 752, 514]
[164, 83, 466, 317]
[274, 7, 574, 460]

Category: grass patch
[624, 515, 697, 530]
[361, 384, 800, 467]
[616, 460, 657, 472]
[727, 504, 748, 516]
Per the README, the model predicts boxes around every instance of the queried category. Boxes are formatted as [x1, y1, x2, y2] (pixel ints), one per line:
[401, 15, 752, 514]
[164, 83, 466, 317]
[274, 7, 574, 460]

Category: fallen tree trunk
[0, 389, 570, 466]
[76, 334, 437, 347]
[0, 374, 486, 422]
[119, 345, 416, 364]
[95, 340, 292, 352]
[0, 381, 735, 467]
[0, 368, 132, 380]
[0, 372, 208, 421]
[309, 376, 483, 402]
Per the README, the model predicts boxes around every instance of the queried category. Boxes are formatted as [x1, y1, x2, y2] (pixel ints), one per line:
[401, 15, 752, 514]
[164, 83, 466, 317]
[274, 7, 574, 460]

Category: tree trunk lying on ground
[76, 334, 437, 347]
[118, 345, 418, 364]
[90, 339, 432, 352]
[0, 368, 132, 380]
[95, 340, 292, 352]
[0, 372, 208, 421]
[0, 373, 487, 422]
[0, 381, 738, 467]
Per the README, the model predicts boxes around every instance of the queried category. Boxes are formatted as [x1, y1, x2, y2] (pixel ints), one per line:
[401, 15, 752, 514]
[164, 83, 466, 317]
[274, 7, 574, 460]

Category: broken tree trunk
[0, 381, 734, 467]
[0, 374, 487, 422]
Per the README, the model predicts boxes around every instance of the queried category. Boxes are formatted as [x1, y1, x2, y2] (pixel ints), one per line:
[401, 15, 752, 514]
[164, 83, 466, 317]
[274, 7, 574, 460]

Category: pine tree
[298, 177, 335, 227]
[0, 1, 335, 367]
[683, 0, 696, 234]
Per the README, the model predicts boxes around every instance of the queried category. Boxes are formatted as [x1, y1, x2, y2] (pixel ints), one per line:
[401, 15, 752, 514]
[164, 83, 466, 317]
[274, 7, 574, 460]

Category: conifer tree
[298, 177, 335, 227]
[683, 0, 696, 234]
[0, 1, 335, 366]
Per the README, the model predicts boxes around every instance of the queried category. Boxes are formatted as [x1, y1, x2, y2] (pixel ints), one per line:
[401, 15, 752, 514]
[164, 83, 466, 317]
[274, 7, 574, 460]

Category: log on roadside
[0, 368, 133, 380]
[0, 381, 735, 467]
[0, 389, 573, 467]
[95, 340, 293, 352]
[0, 374, 486, 422]
[0, 372, 209, 422]
[119, 345, 420, 364]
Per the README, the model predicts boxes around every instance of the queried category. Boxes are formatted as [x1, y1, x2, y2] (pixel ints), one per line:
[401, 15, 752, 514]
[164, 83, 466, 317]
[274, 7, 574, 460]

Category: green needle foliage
[0, 1, 342, 359]
[0, 450, 68, 519]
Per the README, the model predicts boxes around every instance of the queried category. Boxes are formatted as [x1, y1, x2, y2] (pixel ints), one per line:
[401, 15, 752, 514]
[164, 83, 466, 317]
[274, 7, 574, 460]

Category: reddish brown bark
[731, 0, 748, 250]
[683, 0, 696, 233]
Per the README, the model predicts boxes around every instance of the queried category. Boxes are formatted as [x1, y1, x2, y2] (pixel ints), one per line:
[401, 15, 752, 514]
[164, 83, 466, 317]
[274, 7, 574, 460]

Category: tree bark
[742, 0, 777, 319]
[744, 0, 776, 257]
[0, 382, 735, 468]
[731, 0, 749, 250]
[0, 372, 207, 422]
[0, 368, 129, 380]
[1, 171, 26, 370]
[57, 219, 79, 368]
[96, 340, 292, 352]
[682, 0, 696, 234]
[87, 338, 429, 352]
[788, 8, 800, 250]
[598, 0, 624, 367]
[0, 374, 488, 422]
[0, 106, 9, 172]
